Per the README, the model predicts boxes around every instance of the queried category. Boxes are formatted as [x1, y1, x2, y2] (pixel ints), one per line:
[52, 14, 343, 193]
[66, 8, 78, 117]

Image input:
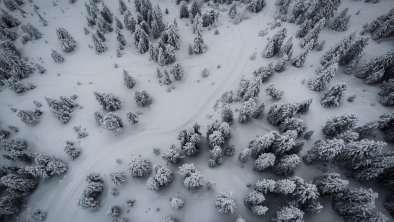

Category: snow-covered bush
[107, 205, 121, 218]
[170, 196, 185, 210]
[129, 159, 152, 178]
[238, 98, 256, 123]
[274, 179, 296, 195]
[78, 173, 104, 212]
[162, 145, 184, 164]
[313, 173, 349, 196]
[110, 171, 126, 186]
[321, 82, 347, 107]
[244, 190, 267, 215]
[215, 191, 236, 214]
[303, 139, 345, 163]
[178, 123, 202, 156]
[253, 179, 276, 194]
[221, 104, 233, 124]
[96, 112, 124, 133]
[272, 205, 304, 222]
[51, 50, 64, 63]
[126, 112, 139, 125]
[253, 153, 276, 172]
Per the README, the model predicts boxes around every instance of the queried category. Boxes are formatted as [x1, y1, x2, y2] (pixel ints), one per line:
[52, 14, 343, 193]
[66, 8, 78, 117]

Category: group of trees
[78, 173, 105, 212]
[46, 96, 78, 124]
[361, 8, 394, 42]
[206, 120, 232, 167]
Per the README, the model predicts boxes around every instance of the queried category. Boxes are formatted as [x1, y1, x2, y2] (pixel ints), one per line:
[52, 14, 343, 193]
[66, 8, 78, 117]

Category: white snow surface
[0, 0, 393, 221]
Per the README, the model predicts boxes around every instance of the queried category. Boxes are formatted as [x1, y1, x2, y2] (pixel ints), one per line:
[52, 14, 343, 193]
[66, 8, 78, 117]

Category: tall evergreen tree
[330, 8, 351, 32]
[56, 27, 77, 52]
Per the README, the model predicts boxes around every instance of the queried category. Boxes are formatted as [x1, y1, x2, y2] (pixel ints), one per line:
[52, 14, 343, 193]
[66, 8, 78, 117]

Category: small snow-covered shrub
[178, 163, 207, 190]
[126, 112, 139, 124]
[64, 141, 81, 160]
[110, 171, 126, 185]
[265, 84, 283, 100]
[17, 109, 42, 125]
[107, 205, 121, 218]
[170, 196, 185, 210]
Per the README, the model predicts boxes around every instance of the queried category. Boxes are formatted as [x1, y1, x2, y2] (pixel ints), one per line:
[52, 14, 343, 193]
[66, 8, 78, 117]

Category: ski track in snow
[47, 2, 275, 221]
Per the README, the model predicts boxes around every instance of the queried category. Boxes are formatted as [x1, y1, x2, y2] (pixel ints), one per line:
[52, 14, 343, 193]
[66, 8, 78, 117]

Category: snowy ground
[0, 0, 393, 221]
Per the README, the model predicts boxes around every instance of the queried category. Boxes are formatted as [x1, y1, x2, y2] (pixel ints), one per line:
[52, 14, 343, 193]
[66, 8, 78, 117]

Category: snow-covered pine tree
[190, 0, 201, 18]
[134, 25, 149, 54]
[192, 31, 207, 54]
[119, 0, 127, 14]
[25, 154, 68, 178]
[64, 141, 81, 160]
[300, 18, 325, 49]
[160, 22, 180, 49]
[355, 50, 394, 84]
[307, 61, 338, 91]
[253, 63, 274, 83]
[208, 146, 223, 167]
[320, 33, 355, 66]
[180, 1, 189, 19]
[272, 205, 304, 222]
[296, 19, 312, 38]
[215, 192, 236, 214]
[162, 145, 184, 164]
[178, 163, 207, 190]
[339, 37, 369, 74]
[279, 118, 305, 135]
[46, 96, 78, 123]
[0, 138, 33, 162]
[92, 33, 107, 53]
[123, 70, 136, 89]
[313, 173, 348, 196]
[253, 153, 276, 172]
[51, 50, 64, 63]
[378, 79, 394, 106]
[100, 2, 113, 24]
[147, 165, 174, 191]
[17, 109, 42, 125]
[303, 138, 345, 163]
[263, 28, 287, 58]
[265, 84, 283, 100]
[94, 92, 122, 111]
[21, 23, 42, 41]
[291, 42, 312, 68]
[229, 3, 237, 19]
[100, 112, 124, 133]
[267, 103, 298, 126]
[192, 13, 202, 34]
[279, 37, 293, 58]
[129, 158, 152, 177]
[239, 98, 256, 124]
[56, 27, 77, 53]
[244, 190, 268, 215]
[330, 8, 350, 32]
[124, 11, 136, 33]
[221, 104, 234, 124]
[135, 90, 152, 107]
[274, 54, 289, 72]
[322, 113, 358, 137]
[320, 82, 347, 107]
[273, 154, 301, 175]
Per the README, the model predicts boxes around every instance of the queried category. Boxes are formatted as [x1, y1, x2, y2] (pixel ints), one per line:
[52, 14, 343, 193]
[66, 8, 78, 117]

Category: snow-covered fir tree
[135, 90, 152, 107]
[263, 28, 287, 58]
[178, 123, 202, 156]
[178, 163, 207, 190]
[253, 153, 276, 172]
[64, 141, 81, 160]
[94, 92, 122, 111]
[320, 33, 355, 66]
[378, 79, 394, 106]
[46, 96, 78, 123]
[97, 112, 124, 133]
[273, 154, 301, 175]
[244, 190, 268, 215]
[313, 173, 349, 196]
[51, 50, 64, 63]
[124, 11, 136, 33]
[17, 109, 42, 125]
[330, 8, 350, 32]
[110, 171, 126, 186]
[238, 98, 256, 124]
[123, 69, 136, 89]
[190, 0, 201, 18]
[300, 18, 325, 49]
[192, 31, 207, 54]
[303, 138, 345, 163]
[208, 146, 223, 167]
[162, 145, 184, 164]
[92, 33, 107, 53]
[320, 82, 347, 107]
[265, 84, 283, 100]
[147, 165, 174, 191]
[215, 191, 236, 214]
[356, 50, 394, 84]
[221, 104, 233, 124]
[274, 54, 288, 72]
[339, 37, 369, 74]
[279, 37, 293, 58]
[322, 113, 358, 137]
[25, 154, 68, 178]
[78, 173, 104, 212]
[180, 1, 189, 19]
[56, 27, 77, 53]
[129, 158, 152, 177]
[272, 205, 304, 222]
[307, 61, 338, 91]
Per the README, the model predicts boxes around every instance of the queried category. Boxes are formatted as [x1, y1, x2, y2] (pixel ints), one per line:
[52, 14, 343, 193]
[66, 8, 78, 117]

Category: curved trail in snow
[47, 2, 274, 221]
